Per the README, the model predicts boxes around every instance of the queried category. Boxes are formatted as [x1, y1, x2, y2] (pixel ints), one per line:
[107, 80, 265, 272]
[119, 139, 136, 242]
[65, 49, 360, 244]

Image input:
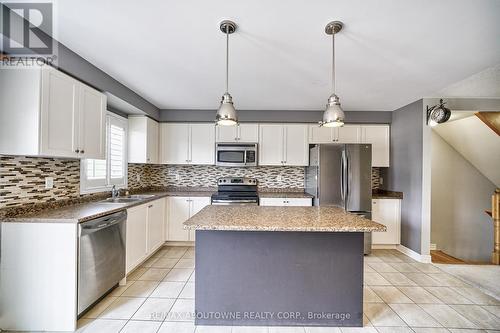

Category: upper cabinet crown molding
[0, 65, 106, 159]
[159, 123, 215, 165]
[128, 116, 159, 164]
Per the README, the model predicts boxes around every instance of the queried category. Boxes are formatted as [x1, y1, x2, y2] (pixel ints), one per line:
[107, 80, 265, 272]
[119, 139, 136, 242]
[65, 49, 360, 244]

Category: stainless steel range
[211, 177, 259, 206]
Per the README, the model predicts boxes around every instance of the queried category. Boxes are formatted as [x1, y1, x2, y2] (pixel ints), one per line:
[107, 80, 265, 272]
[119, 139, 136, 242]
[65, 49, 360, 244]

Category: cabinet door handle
[148, 205, 153, 208]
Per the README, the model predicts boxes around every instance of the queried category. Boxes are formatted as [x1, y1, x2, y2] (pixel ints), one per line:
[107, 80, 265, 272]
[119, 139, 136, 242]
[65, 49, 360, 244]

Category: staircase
[433, 111, 500, 187]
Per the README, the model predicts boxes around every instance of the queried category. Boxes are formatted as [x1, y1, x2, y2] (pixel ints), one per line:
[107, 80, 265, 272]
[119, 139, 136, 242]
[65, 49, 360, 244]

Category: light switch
[136, 174, 141, 182]
[45, 177, 54, 189]
[276, 175, 282, 182]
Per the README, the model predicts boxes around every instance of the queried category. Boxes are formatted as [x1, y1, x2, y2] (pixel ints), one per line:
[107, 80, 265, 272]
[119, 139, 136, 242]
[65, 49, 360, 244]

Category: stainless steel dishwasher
[78, 210, 126, 315]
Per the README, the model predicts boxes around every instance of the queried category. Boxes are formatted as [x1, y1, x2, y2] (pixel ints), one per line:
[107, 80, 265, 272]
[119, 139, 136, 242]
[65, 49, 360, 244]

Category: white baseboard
[397, 244, 432, 263]
[164, 241, 195, 247]
[372, 244, 398, 249]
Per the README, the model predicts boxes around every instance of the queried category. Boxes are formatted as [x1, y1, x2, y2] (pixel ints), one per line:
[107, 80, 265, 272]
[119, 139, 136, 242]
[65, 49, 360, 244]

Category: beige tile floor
[71, 247, 500, 333]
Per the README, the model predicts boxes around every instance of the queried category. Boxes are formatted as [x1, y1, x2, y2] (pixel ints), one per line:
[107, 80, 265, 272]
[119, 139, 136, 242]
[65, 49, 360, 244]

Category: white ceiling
[54, 0, 500, 111]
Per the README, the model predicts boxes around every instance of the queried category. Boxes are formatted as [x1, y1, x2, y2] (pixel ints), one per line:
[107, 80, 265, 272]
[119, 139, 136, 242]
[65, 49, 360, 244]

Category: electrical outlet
[175, 174, 180, 181]
[380, 177, 384, 185]
[45, 177, 54, 189]
[136, 174, 140, 182]
[276, 175, 282, 182]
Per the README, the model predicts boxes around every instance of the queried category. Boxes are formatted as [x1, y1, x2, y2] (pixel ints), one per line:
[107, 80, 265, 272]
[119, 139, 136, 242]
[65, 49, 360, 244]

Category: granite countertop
[184, 205, 386, 232]
[372, 189, 403, 199]
[0, 188, 216, 224]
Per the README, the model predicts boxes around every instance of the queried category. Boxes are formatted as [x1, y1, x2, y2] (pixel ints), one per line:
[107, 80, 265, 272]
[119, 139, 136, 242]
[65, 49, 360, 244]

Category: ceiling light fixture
[320, 21, 345, 128]
[215, 20, 238, 126]
[426, 99, 451, 126]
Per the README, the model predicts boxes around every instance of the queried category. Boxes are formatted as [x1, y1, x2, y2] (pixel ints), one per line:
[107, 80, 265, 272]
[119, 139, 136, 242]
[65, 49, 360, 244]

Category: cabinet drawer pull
[75, 149, 80, 153]
[148, 205, 153, 208]
[80, 150, 85, 154]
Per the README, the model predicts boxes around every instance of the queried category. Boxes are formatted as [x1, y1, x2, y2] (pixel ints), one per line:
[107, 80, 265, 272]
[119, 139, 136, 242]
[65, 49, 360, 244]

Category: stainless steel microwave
[216, 143, 258, 167]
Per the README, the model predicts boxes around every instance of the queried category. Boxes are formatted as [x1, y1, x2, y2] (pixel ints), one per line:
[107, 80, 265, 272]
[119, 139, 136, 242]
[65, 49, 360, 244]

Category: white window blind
[80, 113, 128, 193]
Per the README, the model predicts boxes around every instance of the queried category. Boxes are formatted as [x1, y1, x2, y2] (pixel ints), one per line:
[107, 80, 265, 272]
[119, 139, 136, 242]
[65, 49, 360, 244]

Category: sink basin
[100, 194, 156, 204]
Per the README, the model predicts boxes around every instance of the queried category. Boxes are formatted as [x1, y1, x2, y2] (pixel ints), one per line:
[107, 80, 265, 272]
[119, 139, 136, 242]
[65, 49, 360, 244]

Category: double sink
[100, 194, 156, 204]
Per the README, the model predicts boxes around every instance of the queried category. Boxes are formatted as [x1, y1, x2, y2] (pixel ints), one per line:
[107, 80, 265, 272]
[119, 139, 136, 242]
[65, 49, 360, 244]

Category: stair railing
[492, 189, 500, 265]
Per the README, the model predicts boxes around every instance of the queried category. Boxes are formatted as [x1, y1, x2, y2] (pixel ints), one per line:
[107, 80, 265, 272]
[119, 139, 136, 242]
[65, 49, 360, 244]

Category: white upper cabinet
[309, 125, 334, 143]
[160, 123, 190, 164]
[128, 116, 159, 164]
[259, 124, 283, 166]
[160, 123, 215, 165]
[309, 124, 360, 143]
[259, 124, 308, 166]
[337, 125, 361, 143]
[0, 65, 106, 159]
[40, 68, 79, 158]
[190, 124, 215, 165]
[78, 84, 106, 159]
[216, 123, 259, 143]
[361, 125, 390, 167]
[308, 123, 390, 167]
[283, 124, 309, 166]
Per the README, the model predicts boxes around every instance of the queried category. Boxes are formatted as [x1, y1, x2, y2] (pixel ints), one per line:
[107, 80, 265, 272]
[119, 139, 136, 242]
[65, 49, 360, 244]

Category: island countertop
[184, 205, 386, 232]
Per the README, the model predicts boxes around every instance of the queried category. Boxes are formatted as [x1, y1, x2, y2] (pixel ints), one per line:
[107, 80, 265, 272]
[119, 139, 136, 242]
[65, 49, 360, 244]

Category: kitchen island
[184, 205, 385, 327]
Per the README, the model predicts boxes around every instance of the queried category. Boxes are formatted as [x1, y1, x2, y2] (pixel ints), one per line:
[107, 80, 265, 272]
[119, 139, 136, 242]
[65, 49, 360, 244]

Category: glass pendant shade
[322, 94, 345, 127]
[216, 92, 237, 126]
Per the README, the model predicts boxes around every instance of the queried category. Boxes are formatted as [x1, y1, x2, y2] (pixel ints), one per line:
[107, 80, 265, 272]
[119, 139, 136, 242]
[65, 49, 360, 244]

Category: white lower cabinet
[166, 196, 210, 242]
[126, 198, 166, 274]
[371, 199, 401, 245]
[259, 197, 312, 206]
[146, 199, 165, 253]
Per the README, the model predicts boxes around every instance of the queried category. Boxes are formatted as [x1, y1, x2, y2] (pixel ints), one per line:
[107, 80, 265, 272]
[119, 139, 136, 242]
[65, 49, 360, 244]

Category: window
[80, 113, 128, 193]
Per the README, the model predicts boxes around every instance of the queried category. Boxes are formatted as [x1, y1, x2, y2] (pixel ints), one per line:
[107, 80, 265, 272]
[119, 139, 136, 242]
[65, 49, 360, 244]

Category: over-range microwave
[216, 143, 257, 167]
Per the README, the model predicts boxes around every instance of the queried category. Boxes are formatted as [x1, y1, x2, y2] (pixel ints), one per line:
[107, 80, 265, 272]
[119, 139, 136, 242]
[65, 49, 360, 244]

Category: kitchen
[1, 1, 499, 333]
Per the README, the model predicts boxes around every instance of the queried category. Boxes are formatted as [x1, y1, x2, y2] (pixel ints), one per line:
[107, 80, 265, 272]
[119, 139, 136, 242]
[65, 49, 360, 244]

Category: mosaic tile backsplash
[1, 155, 383, 209]
[128, 164, 305, 190]
[0, 155, 81, 209]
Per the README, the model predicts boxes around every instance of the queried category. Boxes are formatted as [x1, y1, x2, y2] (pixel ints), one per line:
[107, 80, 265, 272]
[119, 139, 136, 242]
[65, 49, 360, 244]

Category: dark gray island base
[195, 230, 364, 327]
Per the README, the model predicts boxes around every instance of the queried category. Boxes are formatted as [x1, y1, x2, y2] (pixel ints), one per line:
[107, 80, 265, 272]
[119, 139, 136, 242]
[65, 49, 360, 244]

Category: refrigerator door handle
[346, 148, 350, 207]
[341, 149, 348, 207]
[340, 151, 345, 202]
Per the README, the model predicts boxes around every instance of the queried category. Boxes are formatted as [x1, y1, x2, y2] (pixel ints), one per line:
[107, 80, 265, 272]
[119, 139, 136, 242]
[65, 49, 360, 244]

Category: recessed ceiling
[55, 0, 500, 111]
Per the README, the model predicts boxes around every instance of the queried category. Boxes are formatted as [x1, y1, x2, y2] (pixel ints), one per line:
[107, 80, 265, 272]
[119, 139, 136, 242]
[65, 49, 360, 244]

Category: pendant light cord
[225, 27, 229, 94]
[332, 31, 336, 94]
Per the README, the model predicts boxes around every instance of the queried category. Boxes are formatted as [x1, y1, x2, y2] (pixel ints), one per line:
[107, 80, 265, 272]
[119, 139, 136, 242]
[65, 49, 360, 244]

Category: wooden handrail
[492, 188, 500, 265]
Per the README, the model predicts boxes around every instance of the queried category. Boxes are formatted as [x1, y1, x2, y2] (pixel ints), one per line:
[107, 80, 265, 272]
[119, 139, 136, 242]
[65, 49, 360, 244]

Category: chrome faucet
[111, 185, 119, 199]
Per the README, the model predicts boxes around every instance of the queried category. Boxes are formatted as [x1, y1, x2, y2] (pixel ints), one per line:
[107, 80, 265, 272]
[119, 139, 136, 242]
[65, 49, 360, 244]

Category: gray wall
[431, 131, 495, 262]
[383, 100, 424, 254]
[159, 109, 392, 123]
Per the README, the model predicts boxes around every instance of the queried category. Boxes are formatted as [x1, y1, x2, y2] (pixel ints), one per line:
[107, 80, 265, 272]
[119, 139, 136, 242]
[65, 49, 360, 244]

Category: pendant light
[320, 21, 345, 127]
[215, 20, 238, 126]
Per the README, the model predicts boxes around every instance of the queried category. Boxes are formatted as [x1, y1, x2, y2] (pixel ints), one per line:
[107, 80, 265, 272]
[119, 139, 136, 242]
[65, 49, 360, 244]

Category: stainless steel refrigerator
[305, 144, 373, 254]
